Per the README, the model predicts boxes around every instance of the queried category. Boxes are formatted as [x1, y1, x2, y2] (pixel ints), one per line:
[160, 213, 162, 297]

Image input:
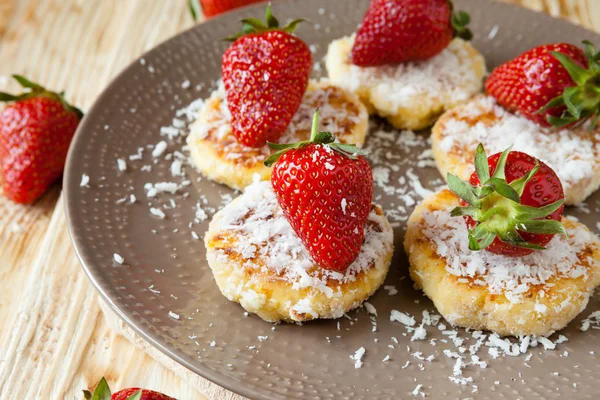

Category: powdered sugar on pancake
[438, 95, 600, 191]
[210, 180, 394, 296]
[419, 201, 599, 303]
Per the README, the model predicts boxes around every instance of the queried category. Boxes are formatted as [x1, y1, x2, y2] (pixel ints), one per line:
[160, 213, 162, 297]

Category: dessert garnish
[486, 41, 600, 128]
[264, 110, 373, 271]
[351, 0, 472, 66]
[447, 144, 566, 256]
[222, 4, 312, 147]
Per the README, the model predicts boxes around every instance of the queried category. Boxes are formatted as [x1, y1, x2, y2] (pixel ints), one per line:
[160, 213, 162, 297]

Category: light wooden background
[0, 1, 599, 399]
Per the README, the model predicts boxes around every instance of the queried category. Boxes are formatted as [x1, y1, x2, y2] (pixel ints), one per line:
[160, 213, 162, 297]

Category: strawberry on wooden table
[83, 377, 176, 400]
[222, 5, 312, 148]
[265, 110, 373, 271]
[0, 75, 82, 204]
[448, 144, 566, 257]
[486, 41, 600, 128]
[351, 0, 473, 66]
[189, 0, 267, 20]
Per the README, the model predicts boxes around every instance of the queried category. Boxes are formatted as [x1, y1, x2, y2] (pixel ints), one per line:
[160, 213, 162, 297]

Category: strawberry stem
[0, 75, 83, 119]
[449, 1, 473, 41]
[263, 109, 366, 167]
[225, 4, 305, 41]
[447, 144, 566, 253]
[189, 0, 201, 21]
[309, 108, 320, 141]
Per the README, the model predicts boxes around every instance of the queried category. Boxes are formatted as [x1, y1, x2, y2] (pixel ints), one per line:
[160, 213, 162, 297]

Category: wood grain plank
[505, 0, 600, 31]
[0, 188, 60, 350]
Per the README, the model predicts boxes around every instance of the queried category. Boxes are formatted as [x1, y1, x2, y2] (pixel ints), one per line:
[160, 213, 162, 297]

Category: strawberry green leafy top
[541, 40, 600, 128]
[264, 109, 366, 167]
[0, 74, 83, 119]
[226, 4, 304, 41]
[448, 144, 566, 253]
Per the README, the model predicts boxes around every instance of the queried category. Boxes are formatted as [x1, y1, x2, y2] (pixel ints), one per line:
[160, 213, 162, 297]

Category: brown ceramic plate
[65, 1, 600, 399]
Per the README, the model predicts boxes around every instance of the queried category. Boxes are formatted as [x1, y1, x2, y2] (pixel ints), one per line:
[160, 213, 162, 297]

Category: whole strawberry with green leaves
[486, 40, 600, 128]
[83, 377, 176, 400]
[0, 75, 82, 204]
[222, 5, 312, 148]
[448, 144, 566, 257]
[265, 110, 373, 271]
[352, 0, 472, 66]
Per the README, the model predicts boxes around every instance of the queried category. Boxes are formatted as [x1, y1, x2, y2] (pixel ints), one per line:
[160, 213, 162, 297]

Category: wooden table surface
[0, 0, 599, 399]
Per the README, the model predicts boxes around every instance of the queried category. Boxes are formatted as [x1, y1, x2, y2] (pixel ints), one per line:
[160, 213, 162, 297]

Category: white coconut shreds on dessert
[186, 79, 368, 191]
[325, 35, 486, 130]
[405, 191, 600, 349]
[205, 178, 394, 322]
[190, 79, 365, 162]
[420, 204, 598, 303]
[342, 40, 480, 107]
[208, 180, 394, 296]
[435, 95, 600, 205]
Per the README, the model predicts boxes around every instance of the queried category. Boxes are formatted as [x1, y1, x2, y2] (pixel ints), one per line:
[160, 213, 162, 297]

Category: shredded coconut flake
[117, 159, 127, 172]
[150, 208, 166, 219]
[113, 253, 124, 264]
[390, 310, 416, 326]
[411, 384, 425, 397]
[420, 201, 597, 302]
[350, 347, 366, 369]
[210, 181, 393, 296]
[334, 36, 483, 109]
[438, 95, 600, 194]
[364, 302, 377, 316]
[152, 141, 168, 158]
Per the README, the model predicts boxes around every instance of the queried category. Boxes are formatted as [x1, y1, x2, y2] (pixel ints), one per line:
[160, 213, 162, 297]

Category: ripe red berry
[486, 42, 600, 128]
[351, 0, 472, 66]
[112, 388, 176, 400]
[266, 111, 373, 271]
[222, 5, 312, 147]
[194, 0, 266, 19]
[84, 377, 177, 400]
[0, 75, 82, 204]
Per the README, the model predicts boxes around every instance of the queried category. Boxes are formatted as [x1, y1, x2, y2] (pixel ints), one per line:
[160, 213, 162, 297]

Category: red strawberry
[485, 41, 600, 128]
[0, 75, 82, 204]
[351, 0, 472, 66]
[189, 0, 267, 20]
[222, 5, 312, 148]
[111, 388, 176, 400]
[265, 110, 373, 271]
[84, 377, 176, 400]
[448, 144, 566, 257]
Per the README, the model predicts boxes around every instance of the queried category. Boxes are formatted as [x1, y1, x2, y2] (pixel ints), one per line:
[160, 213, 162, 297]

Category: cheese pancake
[325, 35, 486, 131]
[205, 180, 394, 323]
[187, 80, 368, 190]
[432, 95, 600, 205]
[404, 189, 600, 337]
